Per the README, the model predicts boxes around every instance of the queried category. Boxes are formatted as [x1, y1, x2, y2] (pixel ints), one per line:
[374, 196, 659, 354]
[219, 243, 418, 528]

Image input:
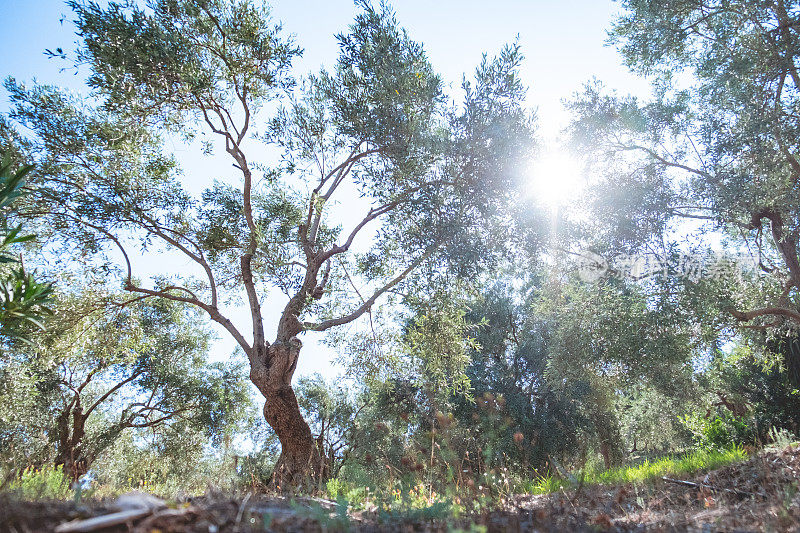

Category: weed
[524, 474, 566, 495]
[767, 426, 798, 449]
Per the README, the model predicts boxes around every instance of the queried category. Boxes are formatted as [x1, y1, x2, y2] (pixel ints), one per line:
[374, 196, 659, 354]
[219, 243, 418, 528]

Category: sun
[526, 149, 584, 210]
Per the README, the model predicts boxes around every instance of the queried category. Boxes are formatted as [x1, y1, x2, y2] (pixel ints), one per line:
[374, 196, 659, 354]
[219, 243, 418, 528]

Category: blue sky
[2, 1, 651, 138]
[0, 0, 654, 379]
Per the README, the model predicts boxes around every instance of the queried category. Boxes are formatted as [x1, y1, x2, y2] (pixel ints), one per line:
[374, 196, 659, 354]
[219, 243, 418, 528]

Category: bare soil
[2, 445, 799, 532]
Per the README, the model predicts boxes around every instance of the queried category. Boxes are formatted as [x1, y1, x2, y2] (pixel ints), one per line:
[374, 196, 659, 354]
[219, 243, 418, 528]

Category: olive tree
[1, 291, 250, 481]
[567, 0, 800, 332]
[4, 0, 534, 486]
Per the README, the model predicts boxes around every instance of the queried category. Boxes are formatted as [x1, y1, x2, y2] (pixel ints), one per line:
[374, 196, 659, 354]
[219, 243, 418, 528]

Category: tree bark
[249, 337, 324, 491]
[55, 450, 89, 482]
[599, 441, 612, 470]
[54, 405, 89, 482]
[263, 385, 320, 490]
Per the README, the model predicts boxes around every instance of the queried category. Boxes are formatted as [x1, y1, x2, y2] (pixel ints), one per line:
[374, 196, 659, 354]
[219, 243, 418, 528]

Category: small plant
[378, 500, 454, 524]
[525, 474, 566, 495]
[767, 426, 798, 449]
[326, 477, 346, 500]
[8, 464, 71, 500]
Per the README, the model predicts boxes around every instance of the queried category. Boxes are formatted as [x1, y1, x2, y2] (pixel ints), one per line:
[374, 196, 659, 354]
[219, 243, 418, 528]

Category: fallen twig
[661, 477, 753, 498]
[135, 507, 194, 532]
[234, 491, 253, 531]
[54, 508, 154, 533]
[54, 491, 167, 533]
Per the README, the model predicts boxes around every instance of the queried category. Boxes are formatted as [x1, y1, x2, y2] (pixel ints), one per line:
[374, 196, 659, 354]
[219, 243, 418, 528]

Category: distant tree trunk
[599, 441, 612, 470]
[54, 403, 89, 481]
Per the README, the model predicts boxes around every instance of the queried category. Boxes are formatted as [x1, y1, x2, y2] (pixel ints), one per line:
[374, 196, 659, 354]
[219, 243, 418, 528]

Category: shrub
[680, 412, 752, 450]
[8, 464, 71, 499]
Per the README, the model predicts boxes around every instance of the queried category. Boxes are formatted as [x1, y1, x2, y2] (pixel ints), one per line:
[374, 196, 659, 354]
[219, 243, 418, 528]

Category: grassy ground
[6, 444, 799, 532]
[526, 446, 747, 495]
[4, 446, 749, 503]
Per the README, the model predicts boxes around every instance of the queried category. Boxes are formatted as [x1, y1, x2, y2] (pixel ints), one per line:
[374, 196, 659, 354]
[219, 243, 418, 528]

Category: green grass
[526, 446, 747, 495]
[528, 473, 568, 494]
[7, 464, 72, 500]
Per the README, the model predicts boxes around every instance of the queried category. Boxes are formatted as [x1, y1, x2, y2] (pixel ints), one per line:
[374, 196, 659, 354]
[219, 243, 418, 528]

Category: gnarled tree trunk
[54, 402, 89, 482]
[249, 336, 325, 491]
[263, 385, 319, 489]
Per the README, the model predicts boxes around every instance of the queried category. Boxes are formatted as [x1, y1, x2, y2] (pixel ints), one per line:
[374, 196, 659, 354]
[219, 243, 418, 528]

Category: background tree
[556, 0, 800, 457]
[0, 289, 251, 482]
[568, 0, 800, 331]
[294, 374, 364, 482]
[462, 277, 605, 470]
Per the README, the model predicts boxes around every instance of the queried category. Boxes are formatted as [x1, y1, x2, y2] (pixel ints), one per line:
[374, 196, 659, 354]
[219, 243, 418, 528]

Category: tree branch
[730, 305, 800, 325]
[306, 245, 438, 332]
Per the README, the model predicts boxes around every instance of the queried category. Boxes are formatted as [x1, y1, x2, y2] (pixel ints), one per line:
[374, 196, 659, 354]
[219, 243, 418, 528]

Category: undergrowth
[6, 464, 72, 500]
[524, 445, 747, 495]
[3, 445, 748, 521]
[305, 444, 749, 528]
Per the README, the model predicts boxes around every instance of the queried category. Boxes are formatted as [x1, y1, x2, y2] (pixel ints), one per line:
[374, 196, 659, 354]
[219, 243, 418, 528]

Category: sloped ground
[2, 445, 799, 532]
[503, 444, 800, 532]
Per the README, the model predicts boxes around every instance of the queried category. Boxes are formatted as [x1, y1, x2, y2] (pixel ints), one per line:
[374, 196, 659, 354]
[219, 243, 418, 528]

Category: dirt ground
[2, 445, 799, 532]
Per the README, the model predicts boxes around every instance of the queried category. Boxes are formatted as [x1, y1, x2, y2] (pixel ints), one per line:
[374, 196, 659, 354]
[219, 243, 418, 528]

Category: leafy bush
[680, 412, 752, 451]
[7, 464, 71, 499]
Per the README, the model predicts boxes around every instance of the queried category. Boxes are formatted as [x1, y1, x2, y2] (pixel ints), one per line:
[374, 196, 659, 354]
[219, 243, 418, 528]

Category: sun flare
[526, 150, 584, 210]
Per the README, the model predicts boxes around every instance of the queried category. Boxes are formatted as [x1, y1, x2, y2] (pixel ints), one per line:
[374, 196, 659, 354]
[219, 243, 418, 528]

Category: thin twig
[661, 477, 754, 498]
